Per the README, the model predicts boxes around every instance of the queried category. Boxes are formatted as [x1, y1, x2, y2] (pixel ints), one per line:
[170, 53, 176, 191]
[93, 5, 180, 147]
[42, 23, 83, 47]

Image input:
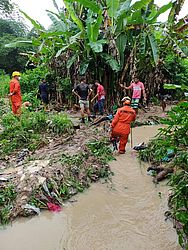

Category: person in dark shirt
[39, 79, 49, 111]
[72, 77, 92, 123]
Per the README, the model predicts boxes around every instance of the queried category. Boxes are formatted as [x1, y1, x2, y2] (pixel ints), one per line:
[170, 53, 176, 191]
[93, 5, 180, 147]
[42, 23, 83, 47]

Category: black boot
[81, 117, 85, 123]
[88, 116, 92, 122]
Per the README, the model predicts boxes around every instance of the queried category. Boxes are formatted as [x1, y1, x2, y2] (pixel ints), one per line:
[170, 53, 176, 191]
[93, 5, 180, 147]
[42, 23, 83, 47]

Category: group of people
[72, 76, 147, 154]
[8, 72, 50, 116]
[72, 78, 106, 123]
[8, 71, 168, 154]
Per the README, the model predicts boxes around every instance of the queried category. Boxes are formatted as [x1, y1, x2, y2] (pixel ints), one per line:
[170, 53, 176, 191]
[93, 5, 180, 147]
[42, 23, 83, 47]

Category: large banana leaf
[93, 9, 103, 42]
[20, 10, 45, 31]
[139, 31, 147, 55]
[164, 84, 188, 91]
[131, 0, 152, 11]
[55, 45, 70, 57]
[65, 0, 100, 13]
[116, 0, 132, 19]
[147, 33, 158, 64]
[115, 33, 127, 67]
[64, 1, 84, 31]
[147, 2, 172, 23]
[47, 12, 67, 32]
[86, 9, 103, 42]
[168, 0, 185, 23]
[5, 40, 33, 48]
[79, 59, 90, 75]
[100, 53, 120, 72]
[89, 40, 107, 53]
[106, 0, 120, 18]
[67, 54, 78, 69]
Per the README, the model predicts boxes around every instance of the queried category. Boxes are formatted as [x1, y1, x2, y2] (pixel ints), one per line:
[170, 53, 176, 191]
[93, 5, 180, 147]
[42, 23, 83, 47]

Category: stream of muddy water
[0, 126, 180, 250]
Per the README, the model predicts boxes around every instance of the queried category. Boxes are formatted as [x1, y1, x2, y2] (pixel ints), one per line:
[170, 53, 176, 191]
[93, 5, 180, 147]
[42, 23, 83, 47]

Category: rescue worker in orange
[8, 71, 22, 116]
[111, 97, 136, 154]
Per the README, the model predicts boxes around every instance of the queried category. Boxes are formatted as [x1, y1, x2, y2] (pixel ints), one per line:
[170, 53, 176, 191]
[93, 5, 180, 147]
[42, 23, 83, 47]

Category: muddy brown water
[0, 126, 180, 250]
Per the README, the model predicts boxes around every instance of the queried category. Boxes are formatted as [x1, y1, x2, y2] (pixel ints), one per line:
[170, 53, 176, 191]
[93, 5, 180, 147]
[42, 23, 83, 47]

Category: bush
[0, 71, 10, 98]
[50, 113, 73, 134]
[20, 67, 48, 93]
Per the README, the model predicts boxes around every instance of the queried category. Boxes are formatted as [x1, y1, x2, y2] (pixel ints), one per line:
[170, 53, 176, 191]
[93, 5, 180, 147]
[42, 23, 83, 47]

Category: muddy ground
[0, 104, 170, 223]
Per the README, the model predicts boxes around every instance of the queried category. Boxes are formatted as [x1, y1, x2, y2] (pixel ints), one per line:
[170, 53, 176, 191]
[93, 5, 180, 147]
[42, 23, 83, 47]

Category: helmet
[123, 100, 131, 105]
[121, 96, 131, 102]
[12, 71, 21, 77]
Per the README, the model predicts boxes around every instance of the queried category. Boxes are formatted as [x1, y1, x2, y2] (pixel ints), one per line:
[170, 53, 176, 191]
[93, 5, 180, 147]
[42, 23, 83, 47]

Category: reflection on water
[0, 126, 180, 250]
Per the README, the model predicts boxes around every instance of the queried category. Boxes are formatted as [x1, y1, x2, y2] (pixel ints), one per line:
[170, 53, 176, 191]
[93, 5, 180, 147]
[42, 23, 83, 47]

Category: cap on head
[12, 71, 21, 77]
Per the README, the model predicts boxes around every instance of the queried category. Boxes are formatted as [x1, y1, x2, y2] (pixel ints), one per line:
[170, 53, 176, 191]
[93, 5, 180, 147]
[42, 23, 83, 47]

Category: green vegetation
[0, 110, 73, 158]
[0, 185, 17, 225]
[139, 101, 188, 248]
[0, 0, 188, 247]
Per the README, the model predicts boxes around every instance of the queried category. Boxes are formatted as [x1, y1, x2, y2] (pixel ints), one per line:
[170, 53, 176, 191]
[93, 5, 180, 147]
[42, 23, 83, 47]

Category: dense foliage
[139, 101, 188, 248]
[2, 0, 187, 105]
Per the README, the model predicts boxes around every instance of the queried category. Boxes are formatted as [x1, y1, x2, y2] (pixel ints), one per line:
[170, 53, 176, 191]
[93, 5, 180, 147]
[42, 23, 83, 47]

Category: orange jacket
[111, 105, 136, 134]
[10, 79, 22, 103]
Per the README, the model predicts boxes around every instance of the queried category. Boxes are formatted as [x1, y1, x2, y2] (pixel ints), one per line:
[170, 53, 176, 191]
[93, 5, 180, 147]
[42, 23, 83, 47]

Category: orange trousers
[111, 131, 129, 153]
[12, 102, 21, 115]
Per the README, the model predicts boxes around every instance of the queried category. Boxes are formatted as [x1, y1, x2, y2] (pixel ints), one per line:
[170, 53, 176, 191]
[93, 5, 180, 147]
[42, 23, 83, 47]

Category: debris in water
[133, 142, 147, 151]
[47, 202, 62, 212]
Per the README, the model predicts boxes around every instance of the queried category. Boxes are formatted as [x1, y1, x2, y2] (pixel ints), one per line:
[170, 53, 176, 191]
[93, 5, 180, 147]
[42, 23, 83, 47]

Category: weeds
[0, 110, 73, 157]
[138, 102, 188, 247]
[87, 139, 115, 163]
[0, 185, 17, 224]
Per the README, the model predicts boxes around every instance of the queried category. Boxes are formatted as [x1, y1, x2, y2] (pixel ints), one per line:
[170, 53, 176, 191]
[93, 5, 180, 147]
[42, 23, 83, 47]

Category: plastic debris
[133, 142, 147, 151]
[22, 204, 40, 215]
[161, 148, 175, 162]
[47, 202, 62, 212]
[16, 148, 30, 164]
[147, 170, 156, 176]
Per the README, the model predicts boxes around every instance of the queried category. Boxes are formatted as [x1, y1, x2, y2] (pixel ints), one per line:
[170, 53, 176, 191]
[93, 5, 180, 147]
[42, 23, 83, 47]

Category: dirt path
[0, 125, 180, 250]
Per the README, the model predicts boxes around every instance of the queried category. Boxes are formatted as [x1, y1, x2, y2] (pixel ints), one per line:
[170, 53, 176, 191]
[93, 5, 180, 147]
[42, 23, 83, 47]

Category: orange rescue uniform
[9, 79, 22, 115]
[111, 105, 136, 153]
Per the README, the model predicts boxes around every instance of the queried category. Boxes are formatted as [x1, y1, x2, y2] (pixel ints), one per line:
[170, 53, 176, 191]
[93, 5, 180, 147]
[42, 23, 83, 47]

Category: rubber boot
[81, 117, 85, 123]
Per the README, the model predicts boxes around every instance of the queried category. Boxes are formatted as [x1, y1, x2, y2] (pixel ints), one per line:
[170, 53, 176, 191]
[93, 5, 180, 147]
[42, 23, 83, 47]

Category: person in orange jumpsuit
[111, 97, 136, 154]
[8, 71, 22, 116]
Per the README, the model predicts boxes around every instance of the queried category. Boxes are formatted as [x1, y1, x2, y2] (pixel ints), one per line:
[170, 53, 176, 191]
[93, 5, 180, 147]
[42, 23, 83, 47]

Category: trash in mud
[16, 148, 30, 164]
[147, 166, 174, 183]
[161, 148, 175, 162]
[22, 204, 40, 215]
[133, 142, 147, 151]
[47, 202, 62, 212]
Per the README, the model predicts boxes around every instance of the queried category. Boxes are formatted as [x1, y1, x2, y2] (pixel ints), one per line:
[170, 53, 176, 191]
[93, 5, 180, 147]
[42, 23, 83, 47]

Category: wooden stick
[130, 127, 133, 148]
